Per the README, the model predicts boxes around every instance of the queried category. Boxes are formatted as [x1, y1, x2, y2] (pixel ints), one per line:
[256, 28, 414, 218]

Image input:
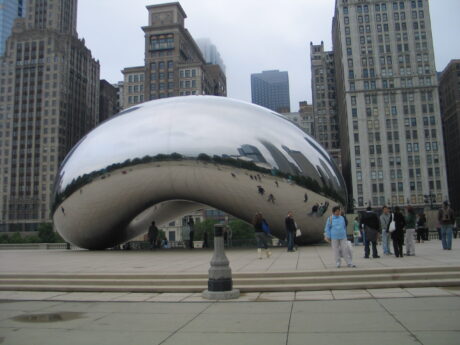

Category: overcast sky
[77, 0, 460, 111]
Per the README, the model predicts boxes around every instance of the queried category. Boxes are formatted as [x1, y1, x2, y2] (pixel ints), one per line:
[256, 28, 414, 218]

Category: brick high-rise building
[0, 0, 100, 231]
[331, 0, 447, 210]
[121, 2, 226, 109]
[310, 41, 341, 166]
[438, 60, 460, 214]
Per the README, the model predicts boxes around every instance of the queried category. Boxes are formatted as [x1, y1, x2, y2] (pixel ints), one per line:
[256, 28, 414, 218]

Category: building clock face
[154, 12, 172, 24]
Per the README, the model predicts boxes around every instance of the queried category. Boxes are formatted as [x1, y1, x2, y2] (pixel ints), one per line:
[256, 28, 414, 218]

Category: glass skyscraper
[251, 70, 291, 113]
[0, 0, 25, 56]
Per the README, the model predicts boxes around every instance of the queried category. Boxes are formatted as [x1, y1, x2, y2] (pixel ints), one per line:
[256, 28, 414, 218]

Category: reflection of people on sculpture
[317, 201, 330, 216]
[275, 181, 279, 187]
[304, 193, 308, 203]
[202, 230, 209, 248]
[309, 203, 319, 215]
[188, 216, 195, 249]
[267, 194, 275, 204]
[148, 221, 159, 249]
[252, 212, 271, 259]
[257, 185, 265, 195]
[181, 221, 190, 248]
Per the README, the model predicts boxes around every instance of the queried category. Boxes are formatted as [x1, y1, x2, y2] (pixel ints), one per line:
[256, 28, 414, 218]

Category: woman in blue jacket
[324, 206, 356, 268]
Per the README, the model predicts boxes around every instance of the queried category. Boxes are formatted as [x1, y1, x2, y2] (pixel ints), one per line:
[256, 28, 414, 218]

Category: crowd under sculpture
[52, 96, 347, 249]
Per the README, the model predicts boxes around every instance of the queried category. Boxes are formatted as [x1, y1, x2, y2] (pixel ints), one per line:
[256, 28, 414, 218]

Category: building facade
[438, 60, 460, 214]
[310, 41, 341, 166]
[0, 0, 25, 56]
[196, 38, 225, 72]
[121, 2, 226, 110]
[332, 0, 448, 211]
[99, 79, 119, 123]
[0, 0, 99, 231]
[283, 101, 315, 136]
[251, 70, 291, 113]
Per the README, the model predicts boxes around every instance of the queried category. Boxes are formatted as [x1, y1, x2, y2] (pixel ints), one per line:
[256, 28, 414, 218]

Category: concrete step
[1, 272, 460, 287]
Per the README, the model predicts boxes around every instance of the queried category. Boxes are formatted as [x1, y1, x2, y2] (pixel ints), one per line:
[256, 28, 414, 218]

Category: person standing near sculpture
[360, 207, 381, 258]
[324, 206, 355, 268]
[379, 206, 393, 255]
[391, 207, 406, 258]
[187, 217, 195, 249]
[252, 212, 271, 259]
[438, 201, 455, 250]
[148, 221, 159, 249]
[405, 206, 416, 256]
[285, 211, 297, 252]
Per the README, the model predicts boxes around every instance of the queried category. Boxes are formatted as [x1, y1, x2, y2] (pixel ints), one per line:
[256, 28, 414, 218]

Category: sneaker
[348, 264, 356, 268]
[373, 255, 380, 258]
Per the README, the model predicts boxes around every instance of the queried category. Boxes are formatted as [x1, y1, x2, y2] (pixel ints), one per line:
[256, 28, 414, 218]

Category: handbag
[262, 220, 270, 234]
[295, 228, 301, 237]
[388, 213, 396, 233]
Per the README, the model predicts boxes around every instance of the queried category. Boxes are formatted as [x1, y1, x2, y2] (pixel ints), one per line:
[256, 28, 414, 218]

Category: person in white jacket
[324, 206, 356, 268]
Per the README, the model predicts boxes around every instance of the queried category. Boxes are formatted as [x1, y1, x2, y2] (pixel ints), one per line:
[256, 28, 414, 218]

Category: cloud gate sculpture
[52, 96, 347, 249]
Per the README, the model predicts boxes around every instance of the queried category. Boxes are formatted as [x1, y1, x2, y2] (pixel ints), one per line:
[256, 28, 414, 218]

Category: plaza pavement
[0, 239, 459, 344]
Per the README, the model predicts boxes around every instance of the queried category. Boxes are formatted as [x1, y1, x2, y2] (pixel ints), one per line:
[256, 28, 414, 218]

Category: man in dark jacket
[360, 207, 381, 258]
[285, 211, 297, 252]
[438, 201, 455, 250]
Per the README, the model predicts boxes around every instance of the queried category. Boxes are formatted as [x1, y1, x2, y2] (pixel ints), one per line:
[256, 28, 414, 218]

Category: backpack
[442, 208, 453, 222]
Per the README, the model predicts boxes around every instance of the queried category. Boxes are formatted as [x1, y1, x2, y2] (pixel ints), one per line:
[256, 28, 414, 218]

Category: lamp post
[202, 224, 240, 300]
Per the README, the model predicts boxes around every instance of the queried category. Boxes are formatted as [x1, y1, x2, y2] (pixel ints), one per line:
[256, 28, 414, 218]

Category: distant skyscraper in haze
[0, 0, 100, 231]
[251, 70, 290, 113]
[331, 0, 447, 210]
[196, 38, 225, 72]
[0, 0, 25, 56]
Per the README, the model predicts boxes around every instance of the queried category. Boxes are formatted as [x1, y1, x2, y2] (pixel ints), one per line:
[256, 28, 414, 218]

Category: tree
[37, 223, 57, 243]
[228, 219, 255, 240]
[193, 219, 217, 241]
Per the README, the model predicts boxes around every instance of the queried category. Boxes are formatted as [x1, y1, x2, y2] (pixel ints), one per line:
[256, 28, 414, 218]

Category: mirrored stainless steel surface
[52, 96, 347, 249]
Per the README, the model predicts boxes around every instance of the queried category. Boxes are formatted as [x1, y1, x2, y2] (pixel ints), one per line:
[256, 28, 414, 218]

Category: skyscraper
[0, 0, 25, 56]
[0, 0, 100, 231]
[121, 2, 226, 109]
[438, 60, 460, 213]
[332, 0, 447, 210]
[196, 38, 226, 72]
[251, 70, 291, 113]
[310, 41, 341, 166]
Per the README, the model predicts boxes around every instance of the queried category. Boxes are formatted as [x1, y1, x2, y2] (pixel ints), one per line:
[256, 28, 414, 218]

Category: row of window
[343, 0, 423, 14]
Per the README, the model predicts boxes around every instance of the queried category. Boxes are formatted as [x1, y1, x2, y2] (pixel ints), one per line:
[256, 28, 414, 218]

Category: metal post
[202, 224, 240, 300]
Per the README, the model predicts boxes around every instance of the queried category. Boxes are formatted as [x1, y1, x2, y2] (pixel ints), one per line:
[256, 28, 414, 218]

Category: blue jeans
[287, 231, 294, 251]
[441, 225, 453, 250]
[381, 231, 392, 254]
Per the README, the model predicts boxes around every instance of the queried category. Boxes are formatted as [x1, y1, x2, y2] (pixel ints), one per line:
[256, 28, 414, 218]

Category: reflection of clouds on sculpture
[53, 96, 347, 249]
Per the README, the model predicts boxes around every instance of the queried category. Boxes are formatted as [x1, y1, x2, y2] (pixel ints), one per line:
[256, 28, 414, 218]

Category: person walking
[380, 206, 393, 255]
[324, 206, 355, 268]
[187, 217, 195, 249]
[405, 206, 416, 256]
[285, 211, 297, 252]
[392, 206, 406, 258]
[360, 207, 381, 258]
[438, 201, 455, 250]
[416, 213, 427, 243]
[252, 212, 271, 259]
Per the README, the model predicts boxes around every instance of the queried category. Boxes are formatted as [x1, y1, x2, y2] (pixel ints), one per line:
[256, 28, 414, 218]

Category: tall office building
[0, 0, 100, 231]
[121, 2, 226, 109]
[310, 41, 341, 166]
[99, 80, 118, 123]
[439, 60, 460, 213]
[251, 70, 291, 113]
[332, 0, 447, 210]
[0, 0, 25, 56]
[283, 101, 315, 136]
[196, 38, 225, 72]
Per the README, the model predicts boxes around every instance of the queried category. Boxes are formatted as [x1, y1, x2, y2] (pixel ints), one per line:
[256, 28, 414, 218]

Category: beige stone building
[332, 0, 448, 210]
[121, 2, 226, 109]
[0, 0, 100, 231]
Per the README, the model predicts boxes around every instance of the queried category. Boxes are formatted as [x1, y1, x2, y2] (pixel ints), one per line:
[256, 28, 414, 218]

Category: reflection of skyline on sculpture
[53, 96, 347, 249]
